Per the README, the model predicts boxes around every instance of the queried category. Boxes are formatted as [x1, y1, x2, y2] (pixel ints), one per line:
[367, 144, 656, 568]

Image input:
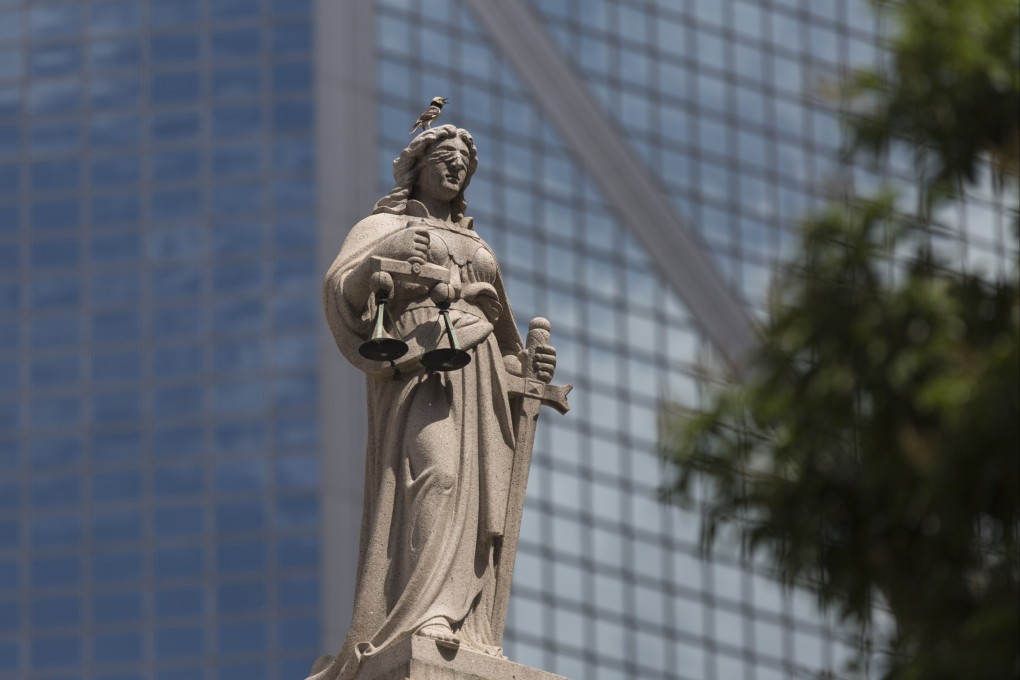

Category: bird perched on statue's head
[410, 96, 448, 134]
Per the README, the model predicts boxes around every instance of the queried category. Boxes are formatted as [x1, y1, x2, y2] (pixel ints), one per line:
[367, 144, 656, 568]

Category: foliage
[663, 0, 1019, 678]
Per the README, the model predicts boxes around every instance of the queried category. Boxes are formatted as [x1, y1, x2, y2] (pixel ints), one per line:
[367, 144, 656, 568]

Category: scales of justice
[311, 125, 573, 680]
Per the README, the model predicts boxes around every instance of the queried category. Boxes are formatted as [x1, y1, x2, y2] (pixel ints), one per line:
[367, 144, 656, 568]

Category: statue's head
[373, 125, 479, 223]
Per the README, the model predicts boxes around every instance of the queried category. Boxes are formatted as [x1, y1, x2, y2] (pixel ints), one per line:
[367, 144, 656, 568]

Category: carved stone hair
[372, 124, 479, 224]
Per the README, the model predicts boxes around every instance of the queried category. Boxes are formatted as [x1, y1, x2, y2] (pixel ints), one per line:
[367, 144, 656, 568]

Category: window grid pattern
[375, 1, 852, 680]
[0, 0, 319, 678]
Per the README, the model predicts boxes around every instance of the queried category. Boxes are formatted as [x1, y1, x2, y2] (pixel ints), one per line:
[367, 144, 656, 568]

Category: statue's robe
[313, 201, 523, 680]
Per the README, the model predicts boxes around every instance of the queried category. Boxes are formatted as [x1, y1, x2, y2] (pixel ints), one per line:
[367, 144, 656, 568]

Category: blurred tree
[663, 1, 1019, 678]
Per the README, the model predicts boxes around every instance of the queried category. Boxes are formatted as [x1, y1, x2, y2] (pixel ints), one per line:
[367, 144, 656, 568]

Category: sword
[490, 317, 571, 645]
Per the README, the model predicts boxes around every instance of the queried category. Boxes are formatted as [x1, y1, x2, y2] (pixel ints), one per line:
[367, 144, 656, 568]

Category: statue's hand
[378, 226, 430, 265]
[532, 344, 556, 384]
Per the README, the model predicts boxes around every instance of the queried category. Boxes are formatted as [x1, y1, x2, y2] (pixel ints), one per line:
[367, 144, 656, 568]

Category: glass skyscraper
[2, 1, 1014, 679]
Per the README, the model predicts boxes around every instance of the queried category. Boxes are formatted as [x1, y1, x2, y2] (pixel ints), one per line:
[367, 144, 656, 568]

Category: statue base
[346, 635, 569, 680]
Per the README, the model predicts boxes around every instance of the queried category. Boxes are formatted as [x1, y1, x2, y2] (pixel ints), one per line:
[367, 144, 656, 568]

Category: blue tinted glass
[215, 460, 268, 492]
[30, 356, 79, 388]
[94, 632, 142, 663]
[152, 345, 203, 378]
[214, 261, 262, 294]
[212, 28, 261, 59]
[26, 122, 77, 154]
[214, 299, 263, 334]
[91, 231, 140, 263]
[151, 149, 201, 181]
[155, 506, 203, 537]
[0, 126, 19, 156]
[30, 277, 79, 309]
[92, 309, 141, 343]
[151, 266, 202, 299]
[0, 600, 17, 631]
[92, 430, 141, 463]
[155, 545, 203, 579]
[273, 374, 315, 411]
[212, 183, 262, 217]
[0, 164, 18, 194]
[279, 576, 318, 608]
[274, 257, 314, 291]
[279, 617, 318, 649]
[31, 475, 80, 507]
[212, 222, 262, 257]
[30, 436, 80, 467]
[29, 316, 79, 348]
[273, 22, 311, 53]
[0, 481, 17, 510]
[93, 469, 141, 502]
[93, 550, 143, 583]
[212, 339, 261, 372]
[0, 361, 14, 389]
[0, 561, 16, 590]
[276, 456, 318, 490]
[0, 521, 16, 549]
[0, 281, 17, 313]
[91, 114, 141, 148]
[91, 154, 140, 186]
[157, 587, 203, 617]
[93, 390, 141, 423]
[154, 466, 203, 496]
[30, 4, 81, 39]
[218, 581, 267, 614]
[150, 0, 200, 28]
[30, 43, 80, 77]
[151, 111, 201, 142]
[0, 86, 16, 117]
[30, 197, 79, 229]
[30, 159, 78, 191]
[156, 626, 204, 659]
[211, 0, 262, 20]
[271, 295, 316, 330]
[276, 494, 318, 528]
[151, 72, 200, 105]
[149, 226, 204, 260]
[272, 0, 311, 15]
[93, 592, 142, 623]
[29, 81, 81, 115]
[91, 77, 142, 110]
[212, 105, 262, 138]
[215, 420, 265, 454]
[31, 514, 80, 546]
[31, 636, 81, 668]
[90, 39, 141, 71]
[216, 542, 267, 574]
[213, 67, 261, 100]
[273, 101, 312, 133]
[31, 395, 80, 427]
[31, 239, 79, 269]
[273, 138, 313, 172]
[92, 350, 141, 382]
[90, 0, 141, 35]
[218, 621, 266, 654]
[212, 144, 260, 177]
[32, 597, 81, 628]
[152, 305, 205, 339]
[0, 47, 15, 81]
[273, 61, 311, 93]
[86, 270, 136, 304]
[216, 500, 266, 532]
[0, 639, 15, 670]
[93, 510, 142, 543]
[153, 425, 202, 458]
[0, 401, 14, 431]
[91, 193, 140, 225]
[0, 244, 17, 270]
[151, 34, 199, 64]
[150, 190, 202, 223]
[31, 556, 80, 587]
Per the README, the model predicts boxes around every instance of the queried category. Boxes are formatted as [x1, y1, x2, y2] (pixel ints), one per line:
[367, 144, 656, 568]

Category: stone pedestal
[356, 636, 568, 680]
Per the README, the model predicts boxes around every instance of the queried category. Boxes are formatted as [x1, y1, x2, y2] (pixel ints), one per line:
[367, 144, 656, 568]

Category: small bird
[410, 96, 448, 134]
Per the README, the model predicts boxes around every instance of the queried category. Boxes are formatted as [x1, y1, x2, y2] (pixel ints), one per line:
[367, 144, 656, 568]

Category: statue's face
[416, 138, 470, 204]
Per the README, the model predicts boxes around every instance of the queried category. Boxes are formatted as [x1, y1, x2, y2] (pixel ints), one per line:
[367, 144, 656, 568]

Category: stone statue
[311, 125, 571, 680]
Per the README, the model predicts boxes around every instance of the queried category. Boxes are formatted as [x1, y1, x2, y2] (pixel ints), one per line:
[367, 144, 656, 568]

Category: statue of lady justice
[312, 125, 560, 679]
